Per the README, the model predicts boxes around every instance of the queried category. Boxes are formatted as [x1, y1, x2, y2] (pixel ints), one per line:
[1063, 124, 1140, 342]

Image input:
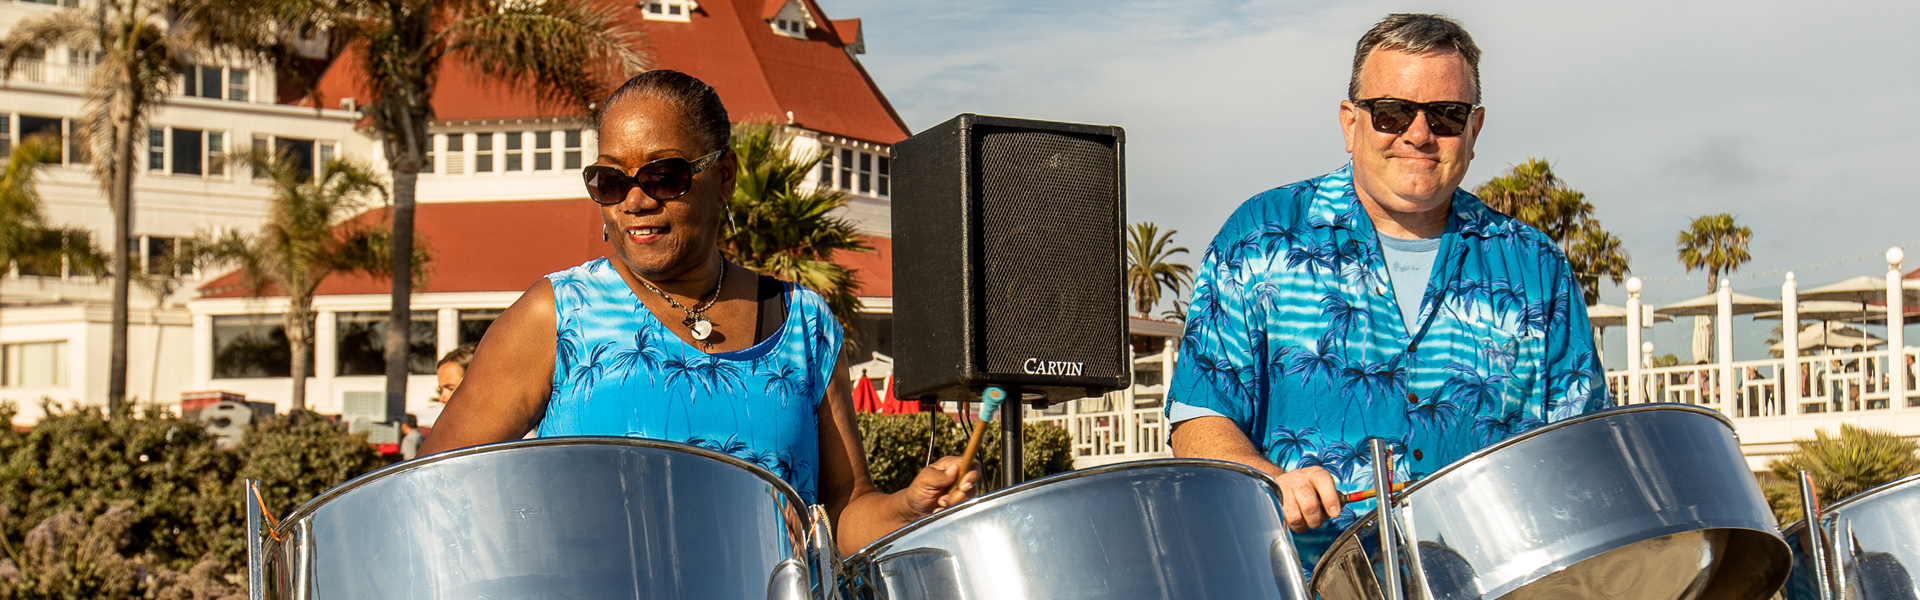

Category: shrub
[0, 401, 382, 598]
[1760, 424, 1920, 524]
[858, 412, 1073, 495]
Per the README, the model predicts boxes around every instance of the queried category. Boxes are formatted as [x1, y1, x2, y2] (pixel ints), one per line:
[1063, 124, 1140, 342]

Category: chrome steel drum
[1783, 473, 1920, 600]
[842, 459, 1311, 600]
[1311, 405, 1791, 600]
[251, 437, 815, 600]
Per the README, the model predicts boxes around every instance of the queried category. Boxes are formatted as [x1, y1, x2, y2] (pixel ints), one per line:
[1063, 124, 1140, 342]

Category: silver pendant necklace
[636, 258, 727, 348]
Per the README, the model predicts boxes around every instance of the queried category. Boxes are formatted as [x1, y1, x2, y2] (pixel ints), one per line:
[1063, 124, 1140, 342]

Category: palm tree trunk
[105, 85, 136, 418]
[383, 114, 425, 422]
[286, 295, 314, 413]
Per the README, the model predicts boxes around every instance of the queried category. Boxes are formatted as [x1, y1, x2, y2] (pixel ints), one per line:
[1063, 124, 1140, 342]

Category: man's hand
[1272, 465, 1344, 532]
[897, 456, 981, 519]
[1171, 415, 1346, 532]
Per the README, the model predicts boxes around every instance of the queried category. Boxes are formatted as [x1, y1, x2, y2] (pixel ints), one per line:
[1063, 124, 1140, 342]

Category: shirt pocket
[1459, 315, 1545, 415]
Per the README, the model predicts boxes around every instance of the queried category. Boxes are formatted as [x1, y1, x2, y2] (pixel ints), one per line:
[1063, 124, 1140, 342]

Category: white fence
[4, 59, 97, 88]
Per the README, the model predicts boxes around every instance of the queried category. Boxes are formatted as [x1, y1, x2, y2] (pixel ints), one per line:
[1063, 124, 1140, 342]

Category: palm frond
[442, 0, 648, 112]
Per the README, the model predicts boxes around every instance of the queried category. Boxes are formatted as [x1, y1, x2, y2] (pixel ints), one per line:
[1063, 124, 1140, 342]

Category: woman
[420, 70, 975, 553]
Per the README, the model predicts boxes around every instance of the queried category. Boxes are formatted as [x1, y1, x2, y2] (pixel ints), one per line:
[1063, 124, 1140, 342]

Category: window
[444, 133, 465, 174]
[148, 128, 165, 171]
[227, 68, 249, 102]
[251, 135, 269, 180]
[0, 118, 9, 157]
[504, 131, 523, 171]
[335, 311, 436, 376]
[839, 148, 853, 189]
[207, 132, 224, 176]
[275, 136, 316, 180]
[319, 142, 335, 168]
[641, 0, 693, 21]
[534, 131, 553, 170]
[423, 136, 434, 174]
[170, 127, 203, 175]
[475, 132, 494, 172]
[877, 156, 889, 196]
[858, 152, 872, 193]
[212, 315, 306, 379]
[818, 149, 832, 184]
[1, 341, 66, 388]
[458, 309, 504, 345]
[17, 115, 67, 164]
[774, 18, 805, 37]
[142, 236, 180, 275]
[853, 314, 892, 358]
[563, 130, 583, 169]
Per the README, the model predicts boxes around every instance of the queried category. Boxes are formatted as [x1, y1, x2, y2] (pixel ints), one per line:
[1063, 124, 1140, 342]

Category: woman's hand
[898, 456, 982, 518]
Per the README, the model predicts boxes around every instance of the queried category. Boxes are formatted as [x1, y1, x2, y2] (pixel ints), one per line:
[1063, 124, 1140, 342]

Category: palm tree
[720, 122, 872, 333]
[237, 0, 647, 411]
[1761, 424, 1920, 523]
[1, 0, 252, 416]
[1675, 213, 1753, 294]
[1475, 158, 1632, 302]
[1676, 213, 1753, 362]
[0, 134, 109, 303]
[177, 153, 419, 412]
[1126, 222, 1194, 318]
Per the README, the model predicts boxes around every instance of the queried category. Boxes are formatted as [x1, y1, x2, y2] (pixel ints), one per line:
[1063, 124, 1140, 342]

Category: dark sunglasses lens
[637, 159, 695, 200]
[1425, 103, 1471, 136]
[583, 167, 632, 205]
[1368, 100, 1416, 134]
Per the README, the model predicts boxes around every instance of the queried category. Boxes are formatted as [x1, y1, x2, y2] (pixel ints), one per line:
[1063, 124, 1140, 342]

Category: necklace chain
[635, 258, 727, 347]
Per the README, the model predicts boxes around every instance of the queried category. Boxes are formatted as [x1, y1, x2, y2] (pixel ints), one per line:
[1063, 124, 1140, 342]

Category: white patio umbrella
[1769, 321, 1887, 353]
[1796, 276, 1920, 305]
[1655, 291, 1781, 363]
[1586, 304, 1675, 328]
[1751, 301, 1889, 323]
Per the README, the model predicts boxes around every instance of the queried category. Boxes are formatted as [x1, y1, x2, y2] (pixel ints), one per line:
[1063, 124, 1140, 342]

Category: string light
[1573, 240, 1917, 284]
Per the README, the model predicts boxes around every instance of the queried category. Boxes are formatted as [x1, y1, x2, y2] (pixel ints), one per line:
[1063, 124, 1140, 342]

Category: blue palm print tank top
[536, 258, 843, 503]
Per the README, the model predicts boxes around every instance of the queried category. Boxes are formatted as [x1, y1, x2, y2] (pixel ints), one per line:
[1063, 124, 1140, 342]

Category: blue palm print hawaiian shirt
[537, 258, 842, 503]
[1167, 165, 1610, 575]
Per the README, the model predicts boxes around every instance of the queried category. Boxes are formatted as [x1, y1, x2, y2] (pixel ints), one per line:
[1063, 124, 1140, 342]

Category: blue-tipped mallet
[951, 387, 1007, 494]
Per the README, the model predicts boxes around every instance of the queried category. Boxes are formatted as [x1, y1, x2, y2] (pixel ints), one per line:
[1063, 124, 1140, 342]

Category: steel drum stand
[1370, 438, 1406, 600]
[1799, 470, 1837, 600]
[1001, 389, 1025, 489]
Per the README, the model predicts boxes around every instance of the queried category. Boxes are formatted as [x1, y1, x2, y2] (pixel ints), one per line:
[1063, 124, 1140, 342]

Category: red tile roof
[307, 0, 910, 144]
[199, 200, 894, 299]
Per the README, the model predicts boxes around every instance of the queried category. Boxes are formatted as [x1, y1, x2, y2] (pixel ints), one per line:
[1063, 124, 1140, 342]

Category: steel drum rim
[1308, 404, 1761, 598]
[845, 458, 1285, 561]
[1389, 404, 1733, 500]
[269, 435, 808, 537]
[1779, 471, 1920, 538]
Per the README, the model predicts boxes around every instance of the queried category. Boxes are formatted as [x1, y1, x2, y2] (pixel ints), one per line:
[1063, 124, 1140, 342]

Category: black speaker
[891, 114, 1129, 407]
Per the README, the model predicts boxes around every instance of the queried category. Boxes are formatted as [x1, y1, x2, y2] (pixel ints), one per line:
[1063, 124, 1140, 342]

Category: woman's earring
[602, 227, 610, 242]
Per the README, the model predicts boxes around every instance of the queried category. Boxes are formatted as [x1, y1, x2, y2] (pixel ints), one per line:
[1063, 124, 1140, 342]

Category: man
[1167, 13, 1608, 574]
[399, 413, 424, 460]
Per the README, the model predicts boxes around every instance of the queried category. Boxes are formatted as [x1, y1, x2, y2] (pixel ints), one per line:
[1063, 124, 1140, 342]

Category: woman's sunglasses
[581, 149, 728, 205]
[1353, 98, 1479, 137]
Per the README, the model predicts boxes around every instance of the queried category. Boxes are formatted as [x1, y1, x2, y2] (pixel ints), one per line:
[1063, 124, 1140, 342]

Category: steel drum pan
[247, 437, 820, 600]
[1783, 473, 1920, 600]
[840, 459, 1312, 600]
[1311, 405, 1792, 600]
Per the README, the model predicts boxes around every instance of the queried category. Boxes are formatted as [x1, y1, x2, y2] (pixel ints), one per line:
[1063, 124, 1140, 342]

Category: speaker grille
[976, 128, 1123, 379]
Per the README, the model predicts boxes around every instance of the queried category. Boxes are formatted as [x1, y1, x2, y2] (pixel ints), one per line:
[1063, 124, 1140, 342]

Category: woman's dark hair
[597, 70, 731, 155]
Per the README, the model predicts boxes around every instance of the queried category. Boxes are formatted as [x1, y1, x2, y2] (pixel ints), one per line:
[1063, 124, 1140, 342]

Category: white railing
[1031, 389, 1173, 468]
[1609, 347, 1919, 416]
[4, 59, 97, 88]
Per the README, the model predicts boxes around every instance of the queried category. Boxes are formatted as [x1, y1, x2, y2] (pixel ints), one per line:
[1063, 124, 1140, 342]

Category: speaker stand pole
[1000, 392, 1024, 489]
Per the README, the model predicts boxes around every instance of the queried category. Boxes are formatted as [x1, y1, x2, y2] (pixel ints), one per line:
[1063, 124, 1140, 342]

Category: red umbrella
[883, 376, 920, 414]
[851, 375, 882, 413]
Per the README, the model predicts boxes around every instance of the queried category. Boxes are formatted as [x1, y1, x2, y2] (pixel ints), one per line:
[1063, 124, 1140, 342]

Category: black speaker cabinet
[891, 114, 1129, 407]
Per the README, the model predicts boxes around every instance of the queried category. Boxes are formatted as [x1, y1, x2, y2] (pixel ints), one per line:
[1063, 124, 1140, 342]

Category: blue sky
[826, 0, 1920, 364]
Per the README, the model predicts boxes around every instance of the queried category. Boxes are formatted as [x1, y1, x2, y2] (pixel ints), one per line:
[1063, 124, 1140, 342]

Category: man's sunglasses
[581, 149, 728, 205]
[1353, 98, 1479, 137]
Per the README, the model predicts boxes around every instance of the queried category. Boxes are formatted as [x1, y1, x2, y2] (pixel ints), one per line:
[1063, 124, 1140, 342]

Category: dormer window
[773, 18, 805, 37]
[764, 0, 813, 38]
[640, 0, 695, 22]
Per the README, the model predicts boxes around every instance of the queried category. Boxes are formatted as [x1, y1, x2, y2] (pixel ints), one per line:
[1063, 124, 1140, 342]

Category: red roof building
[189, 0, 906, 416]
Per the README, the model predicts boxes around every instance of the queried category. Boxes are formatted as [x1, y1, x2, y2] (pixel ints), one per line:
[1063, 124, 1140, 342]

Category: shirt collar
[1310, 163, 1513, 239]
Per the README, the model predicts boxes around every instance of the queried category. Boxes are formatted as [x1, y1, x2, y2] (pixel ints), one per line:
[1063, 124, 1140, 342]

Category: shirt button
[1407, 392, 1419, 403]
[1412, 449, 1424, 460]
[1375, 285, 1388, 296]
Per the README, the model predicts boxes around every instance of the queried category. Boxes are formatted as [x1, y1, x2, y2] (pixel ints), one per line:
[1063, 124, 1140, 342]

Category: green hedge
[858, 412, 1073, 495]
[0, 402, 383, 599]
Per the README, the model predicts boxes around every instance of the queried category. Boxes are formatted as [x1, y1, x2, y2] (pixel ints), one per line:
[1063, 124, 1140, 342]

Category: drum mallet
[950, 387, 1007, 495]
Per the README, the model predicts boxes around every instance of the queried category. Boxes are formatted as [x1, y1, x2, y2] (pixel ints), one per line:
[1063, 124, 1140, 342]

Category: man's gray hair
[1348, 13, 1483, 103]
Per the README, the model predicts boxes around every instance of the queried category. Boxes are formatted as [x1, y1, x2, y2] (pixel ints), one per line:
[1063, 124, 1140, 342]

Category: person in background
[399, 414, 424, 460]
[437, 343, 477, 404]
